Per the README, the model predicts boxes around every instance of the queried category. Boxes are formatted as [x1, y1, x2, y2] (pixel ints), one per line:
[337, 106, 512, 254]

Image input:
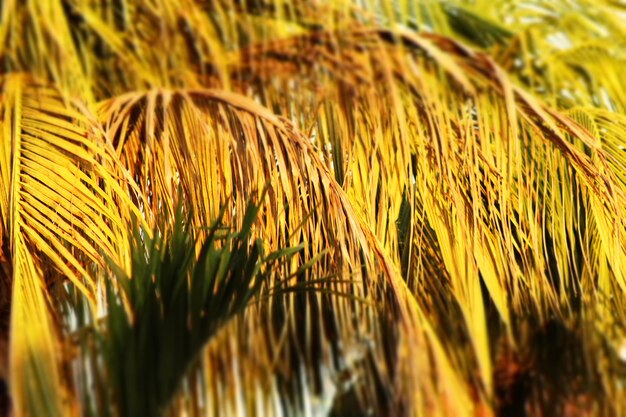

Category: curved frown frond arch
[97, 88, 472, 416]
[226, 26, 626, 400]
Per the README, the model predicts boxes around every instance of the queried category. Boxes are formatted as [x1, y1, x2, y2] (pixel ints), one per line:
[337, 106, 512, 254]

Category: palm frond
[0, 74, 140, 416]
[87, 195, 312, 417]
[96, 87, 464, 415]
[3, 0, 626, 415]
[0, 0, 92, 100]
[225, 23, 626, 402]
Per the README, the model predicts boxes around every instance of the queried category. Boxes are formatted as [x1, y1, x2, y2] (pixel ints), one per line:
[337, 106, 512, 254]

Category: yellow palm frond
[3, 0, 626, 415]
[0, 74, 140, 416]
[226, 25, 626, 400]
[96, 87, 473, 415]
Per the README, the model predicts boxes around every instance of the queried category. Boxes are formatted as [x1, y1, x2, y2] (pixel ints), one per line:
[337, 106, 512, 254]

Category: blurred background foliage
[1, 0, 626, 416]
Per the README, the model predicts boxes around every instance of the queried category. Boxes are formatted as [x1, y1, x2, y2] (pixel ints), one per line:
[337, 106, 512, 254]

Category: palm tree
[1, 1, 626, 416]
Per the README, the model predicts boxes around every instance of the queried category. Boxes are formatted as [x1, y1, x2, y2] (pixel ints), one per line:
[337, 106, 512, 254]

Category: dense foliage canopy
[1, 1, 626, 416]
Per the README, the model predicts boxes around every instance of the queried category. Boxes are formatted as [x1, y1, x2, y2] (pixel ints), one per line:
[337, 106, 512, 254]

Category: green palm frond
[84, 196, 312, 417]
